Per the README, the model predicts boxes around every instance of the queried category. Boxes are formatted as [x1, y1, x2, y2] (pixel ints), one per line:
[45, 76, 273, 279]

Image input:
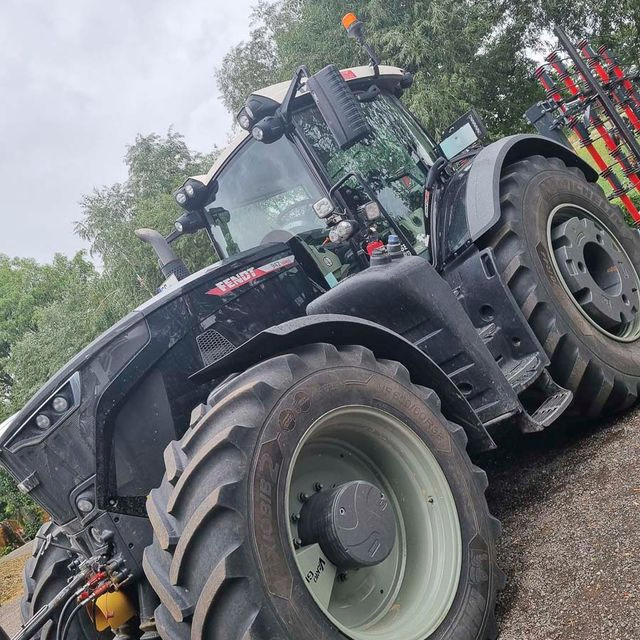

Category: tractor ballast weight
[3, 14, 640, 640]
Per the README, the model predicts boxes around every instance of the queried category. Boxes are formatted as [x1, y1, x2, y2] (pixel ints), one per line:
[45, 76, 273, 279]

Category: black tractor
[2, 14, 640, 640]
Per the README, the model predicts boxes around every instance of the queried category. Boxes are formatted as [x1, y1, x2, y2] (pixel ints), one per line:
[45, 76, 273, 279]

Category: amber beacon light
[341, 12, 358, 31]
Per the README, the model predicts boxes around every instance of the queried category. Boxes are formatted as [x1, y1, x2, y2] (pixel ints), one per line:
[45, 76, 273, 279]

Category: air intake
[196, 329, 235, 366]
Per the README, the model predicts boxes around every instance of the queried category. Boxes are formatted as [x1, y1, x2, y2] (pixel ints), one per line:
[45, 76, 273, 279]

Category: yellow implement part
[91, 591, 135, 631]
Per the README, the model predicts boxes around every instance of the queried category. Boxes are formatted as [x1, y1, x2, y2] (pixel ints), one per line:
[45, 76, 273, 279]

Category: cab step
[517, 371, 573, 433]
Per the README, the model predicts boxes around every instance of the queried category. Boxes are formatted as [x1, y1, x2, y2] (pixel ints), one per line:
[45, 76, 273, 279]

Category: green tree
[0, 253, 99, 417]
[76, 130, 219, 319]
[216, 0, 640, 139]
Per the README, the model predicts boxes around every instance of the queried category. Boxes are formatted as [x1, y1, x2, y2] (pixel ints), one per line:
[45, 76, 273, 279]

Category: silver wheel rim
[286, 405, 462, 640]
[546, 203, 640, 342]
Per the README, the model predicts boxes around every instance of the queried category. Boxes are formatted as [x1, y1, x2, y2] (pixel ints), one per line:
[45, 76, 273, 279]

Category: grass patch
[569, 133, 640, 225]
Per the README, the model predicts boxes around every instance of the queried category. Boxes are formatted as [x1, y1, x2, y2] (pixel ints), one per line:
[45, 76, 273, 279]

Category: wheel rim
[286, 405, 462, 640]
[547, 204, 640, 342]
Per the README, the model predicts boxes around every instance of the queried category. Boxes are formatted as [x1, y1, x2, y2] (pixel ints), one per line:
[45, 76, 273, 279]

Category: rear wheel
[483, 155, 640, 416]
[143, 343, 503, 640]
[21, 522, 111, 640]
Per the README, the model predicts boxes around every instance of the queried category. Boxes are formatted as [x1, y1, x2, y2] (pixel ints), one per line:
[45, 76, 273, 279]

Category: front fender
[190, 314, 495, 452]
[465, 133, 598, 241]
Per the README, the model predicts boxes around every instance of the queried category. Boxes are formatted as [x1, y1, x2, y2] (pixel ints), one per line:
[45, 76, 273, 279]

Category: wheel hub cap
[287, 405, 462, 640]
[298, 480, 396, 569]
[552, 215, 640, 330]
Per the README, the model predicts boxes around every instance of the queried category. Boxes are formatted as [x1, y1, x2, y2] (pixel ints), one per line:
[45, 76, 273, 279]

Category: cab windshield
[205, 136, 324, 254]
[204, 135, 360, 284]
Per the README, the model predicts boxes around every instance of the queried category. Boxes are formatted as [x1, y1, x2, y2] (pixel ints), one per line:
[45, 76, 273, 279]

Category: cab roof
[189, 65, 406, 188]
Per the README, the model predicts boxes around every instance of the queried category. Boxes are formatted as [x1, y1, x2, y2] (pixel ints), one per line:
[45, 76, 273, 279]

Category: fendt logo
[206, 255, 295, 296]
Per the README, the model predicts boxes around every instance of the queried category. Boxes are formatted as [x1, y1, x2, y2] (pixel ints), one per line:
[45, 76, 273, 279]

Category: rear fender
[465, 134, 598, 241]
[190, 314, 495, 452]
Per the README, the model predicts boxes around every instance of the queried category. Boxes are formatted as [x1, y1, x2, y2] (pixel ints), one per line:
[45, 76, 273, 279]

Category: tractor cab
[163, 62, 485, 290]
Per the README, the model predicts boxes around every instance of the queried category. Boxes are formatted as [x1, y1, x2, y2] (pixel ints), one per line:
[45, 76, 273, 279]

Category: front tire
[483, 155, 640, 416]
[143, 343, 503, 640]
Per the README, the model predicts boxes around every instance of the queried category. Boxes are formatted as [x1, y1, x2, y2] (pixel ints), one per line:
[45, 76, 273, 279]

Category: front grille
[196, 328, 235, 366]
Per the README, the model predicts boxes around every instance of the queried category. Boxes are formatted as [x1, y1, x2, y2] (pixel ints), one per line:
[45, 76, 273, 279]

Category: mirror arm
[280, 66, 311, 122]
[425, 157, 448, 193]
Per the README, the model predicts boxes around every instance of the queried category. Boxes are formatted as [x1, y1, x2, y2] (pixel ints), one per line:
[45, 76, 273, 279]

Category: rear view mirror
[438, 109, 487, 160]
[307, 65, 372, 150]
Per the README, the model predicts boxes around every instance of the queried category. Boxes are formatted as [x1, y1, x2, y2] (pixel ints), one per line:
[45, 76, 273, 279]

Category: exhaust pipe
[135, 229, 190, 281]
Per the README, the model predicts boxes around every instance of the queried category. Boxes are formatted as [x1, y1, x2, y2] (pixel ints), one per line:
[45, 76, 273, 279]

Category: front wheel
[143, 343, 503, 640]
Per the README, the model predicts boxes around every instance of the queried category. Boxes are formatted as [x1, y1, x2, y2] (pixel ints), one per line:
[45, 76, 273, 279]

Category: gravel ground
[480, 408, 640, 639]
[0, 410, 637, 639]
[0, 542, 33, 637]
[0, 542, 32, 605]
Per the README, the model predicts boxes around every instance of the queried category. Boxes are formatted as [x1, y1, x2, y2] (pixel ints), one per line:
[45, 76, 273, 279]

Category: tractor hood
[0, 243, 297, 450]
[0, 241, 326, 526]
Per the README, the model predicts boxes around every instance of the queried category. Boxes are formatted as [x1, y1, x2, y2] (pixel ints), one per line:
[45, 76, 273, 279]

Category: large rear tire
[143, 343, 503, 640]
[483, 155, 640, 416]
[21, 522, 111, 640]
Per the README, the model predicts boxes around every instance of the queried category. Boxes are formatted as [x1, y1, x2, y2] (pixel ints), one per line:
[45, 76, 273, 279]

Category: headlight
[52, 396, 69, 413]
[4, 373, 80, 451]
[361, 201, 381, 221]
[237, 95, 278, 131]
[328, 221, 355, 243]
[174, 178, 209, 210]
[237, 109, 252, 130]
[313, 198, 335, 219]
[336, 220, 355, 240]
[251, 115, 285, 144]
[76, 497, 94, 514]
[35, 414, 51, 430]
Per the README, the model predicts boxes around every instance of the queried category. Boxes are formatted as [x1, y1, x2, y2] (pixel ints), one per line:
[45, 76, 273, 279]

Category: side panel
[0, 320, 151, 525]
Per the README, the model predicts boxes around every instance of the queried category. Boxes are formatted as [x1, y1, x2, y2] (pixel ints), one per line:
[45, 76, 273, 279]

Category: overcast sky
[0, 0, 257, 263]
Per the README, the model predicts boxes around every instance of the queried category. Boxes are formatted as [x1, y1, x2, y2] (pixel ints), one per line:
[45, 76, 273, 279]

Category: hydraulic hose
[55, 595, 80, 640]
[59, 599, 94, 640]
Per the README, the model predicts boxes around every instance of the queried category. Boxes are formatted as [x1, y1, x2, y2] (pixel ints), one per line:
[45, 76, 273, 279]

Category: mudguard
[190, 314, 495, 452]
[465, 133, 598, 241]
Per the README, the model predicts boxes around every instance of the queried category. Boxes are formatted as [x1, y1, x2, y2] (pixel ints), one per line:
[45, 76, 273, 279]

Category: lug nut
[313, 482, 324, 492]
[337, 573, 348, 582]
[291, 513, 300, 523]
[299, 492, 309, 503]
[293, 538, 302, 549]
